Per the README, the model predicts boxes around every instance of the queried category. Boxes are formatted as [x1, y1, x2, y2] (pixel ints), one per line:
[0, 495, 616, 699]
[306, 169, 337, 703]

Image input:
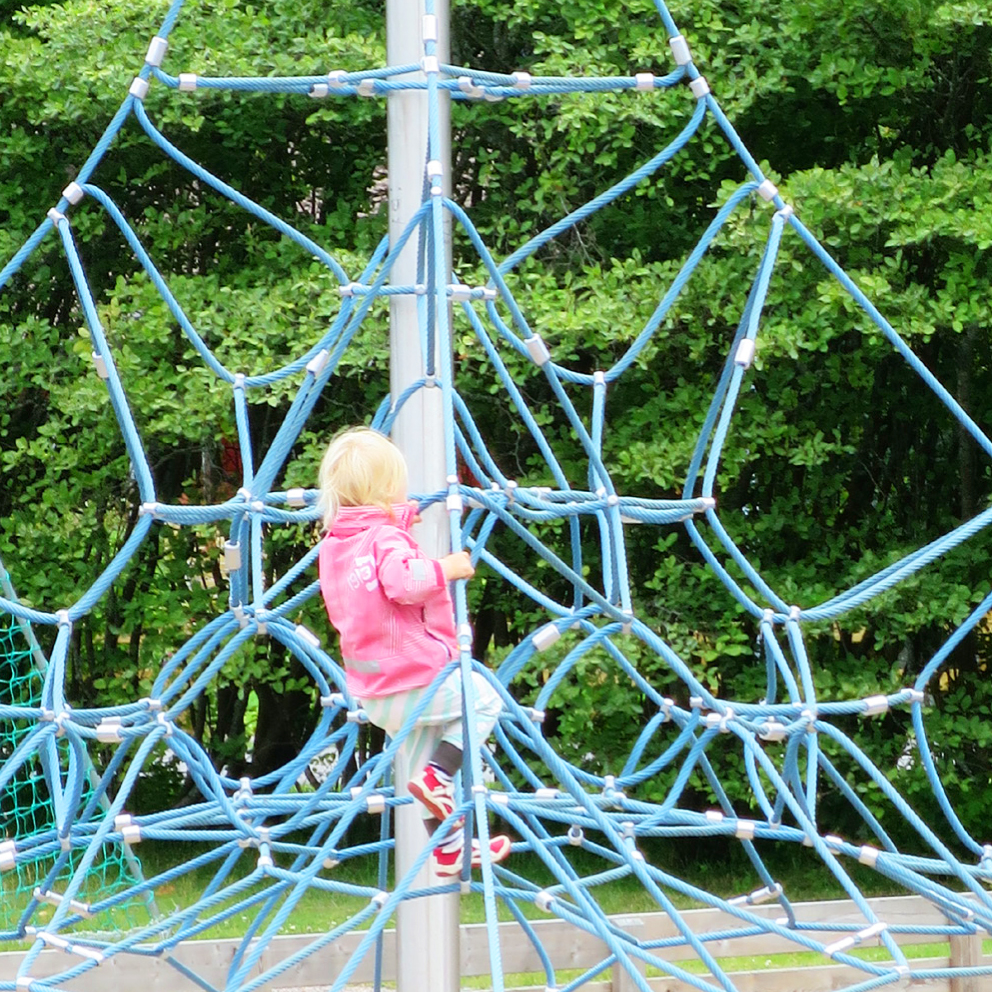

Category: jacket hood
[328, 502, 417, 536]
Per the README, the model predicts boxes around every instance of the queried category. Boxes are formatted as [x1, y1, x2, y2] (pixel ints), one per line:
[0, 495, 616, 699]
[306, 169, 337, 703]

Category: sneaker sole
[408, 780, 455, 823]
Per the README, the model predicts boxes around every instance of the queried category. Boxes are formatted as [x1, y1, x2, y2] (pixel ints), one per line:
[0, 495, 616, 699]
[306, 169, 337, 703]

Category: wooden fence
[1, 894, 989, 992]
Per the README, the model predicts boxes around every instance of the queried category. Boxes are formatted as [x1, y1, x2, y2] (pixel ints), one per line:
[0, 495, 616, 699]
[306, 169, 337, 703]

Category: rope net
[0, 594, 143, 935]
[0, 1, 990, 990]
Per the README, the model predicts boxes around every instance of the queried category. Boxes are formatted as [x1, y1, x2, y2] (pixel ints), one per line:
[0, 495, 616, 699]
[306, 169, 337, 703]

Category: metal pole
[386, 2, 459, 992]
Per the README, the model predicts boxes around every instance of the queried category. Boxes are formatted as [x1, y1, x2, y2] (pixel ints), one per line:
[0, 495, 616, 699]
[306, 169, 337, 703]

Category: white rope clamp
[824, 922, 887, 958]
[47, 208, 65, 227]
[421, 56, 439, 74]
[735, 819, 757, 840]
[295, 624, 320, 649]
[91, 352, 110, 380]
[145, 37, 168, 67]
[114, 814, 141, 845]
[448, 283, 473, 301]
[532, 623, 561, 651]
[858, 844, 880, 867]
[862, 695, 889, 716]
[356, 79, 376, 97]
[734, 339, 756, 369]
[458, 76, 485, 99]
[634, 72, 655, 91]
[286, 488, 307, 507]
[422, 14, 438, 42]
[689, 77, 710, 99]
[223, 541, 242, 572]
[309, 84, 329, 99]
[512, 71, 532, 89]
[96, 718, 123, 743]
[327, 70, 348, 87]
[178, 73, 198, 91]
[306, 349, 330, 377]
[525, 334, 552, 366]
[62, 182, 84, 206]
[757, 179, 779, 202]
[670, 35, 692, 65]
[0, 840, 16, 871]
[129, 77, 150, 101]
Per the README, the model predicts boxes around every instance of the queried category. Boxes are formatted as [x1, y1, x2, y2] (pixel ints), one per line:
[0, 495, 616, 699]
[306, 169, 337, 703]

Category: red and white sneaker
[408, 764, 457, 822]
[432, 835, 512, 877]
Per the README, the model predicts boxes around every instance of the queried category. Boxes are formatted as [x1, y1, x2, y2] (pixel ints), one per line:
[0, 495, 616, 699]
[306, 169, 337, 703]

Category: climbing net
[1, 1, 991, 991]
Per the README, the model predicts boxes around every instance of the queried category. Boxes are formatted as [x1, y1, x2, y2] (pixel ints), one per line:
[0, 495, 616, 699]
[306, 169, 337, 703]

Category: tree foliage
[1, 0, 991, 842]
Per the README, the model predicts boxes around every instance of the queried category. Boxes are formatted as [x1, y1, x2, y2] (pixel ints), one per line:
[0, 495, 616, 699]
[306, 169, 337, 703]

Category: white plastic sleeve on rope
[536, 891, 555, 912]
[426, 159, 443, 178]
[63, 182, 84, 205]
[535, 787, 558, 800]
[145, 36, 168, 67]
[422, 14, 438, 42]
[635, 72, 655, 91]
[689, 77, 710, 98]
[92, 352, 110, 380]
[327, 70, 347, 86]
[306, 349, 330, 376]
[670, 34, 692, 65]
[705, 809, 724, 823]
[295, 624, 320, 648]
[446, 494, 463, 512]
[824, 834, 844, 849]
[532, 623, 561, 651]
[458, 76, 484, 98]
[96, 719, 122, 743]
[567, 825, 584, 845]
[357, 79, 376, 97]
[735, 819, 757, 840]
[309, 84, 329, 99]
[129, 77, 150, 101]
[421, 55, 439, 74]
[525, 334, 552, 366]
[366, 794, 386, 815]
[224, 541, 242, 571]
[512, 71, 532, 89]
[734, 338, 756, 368]
[286, 488, 306, 507]
[0, 840, 16, 870]
[759, 719, 786, 742]
[449, 283, 472, 301]
[178, 73, 198, 92]
[775, 204, 794, 221]
[115, 816, 141, 845]
[758, 179, 779, 202]
[47, 208, 65, 227]
[863, 695, 889, 715]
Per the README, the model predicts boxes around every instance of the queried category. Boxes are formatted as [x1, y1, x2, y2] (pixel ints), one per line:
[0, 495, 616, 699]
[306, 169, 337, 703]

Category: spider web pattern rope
[0, 1, 991, 991]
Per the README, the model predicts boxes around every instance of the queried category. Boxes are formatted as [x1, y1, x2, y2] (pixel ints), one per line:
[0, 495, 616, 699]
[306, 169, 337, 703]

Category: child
[317, 427, 510, 876]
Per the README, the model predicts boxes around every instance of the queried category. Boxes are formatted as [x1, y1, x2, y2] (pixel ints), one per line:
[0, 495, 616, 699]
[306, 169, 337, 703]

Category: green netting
[0, 609, 148, 933]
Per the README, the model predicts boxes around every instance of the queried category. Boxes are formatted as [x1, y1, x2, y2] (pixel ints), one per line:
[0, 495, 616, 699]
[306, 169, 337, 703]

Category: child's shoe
[408, 764, 456, 822]
[432, 835, 512, 877]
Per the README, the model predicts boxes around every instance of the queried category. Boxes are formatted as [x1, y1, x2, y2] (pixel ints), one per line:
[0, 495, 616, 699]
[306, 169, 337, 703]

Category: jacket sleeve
[375, 531, 446, 605]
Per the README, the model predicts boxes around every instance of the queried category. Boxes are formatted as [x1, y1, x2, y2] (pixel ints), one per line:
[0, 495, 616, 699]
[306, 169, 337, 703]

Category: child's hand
[440, 551, 475, 581]
[407, 499, 422, 524]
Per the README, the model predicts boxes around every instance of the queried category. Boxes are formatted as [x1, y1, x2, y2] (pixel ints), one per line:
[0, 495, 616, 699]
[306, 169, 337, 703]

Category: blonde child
[317, 427, 510, 875]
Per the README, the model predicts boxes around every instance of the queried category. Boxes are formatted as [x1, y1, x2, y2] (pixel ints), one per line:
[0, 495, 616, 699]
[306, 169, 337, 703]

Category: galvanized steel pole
[386, 1, 459, 990]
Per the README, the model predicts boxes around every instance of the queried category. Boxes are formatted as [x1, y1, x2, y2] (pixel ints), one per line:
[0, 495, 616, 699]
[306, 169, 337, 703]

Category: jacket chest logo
[347, 554, 378, 592]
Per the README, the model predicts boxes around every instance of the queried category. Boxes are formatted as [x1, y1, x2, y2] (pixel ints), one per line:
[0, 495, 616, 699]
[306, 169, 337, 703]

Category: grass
[2, 832, 987, 989]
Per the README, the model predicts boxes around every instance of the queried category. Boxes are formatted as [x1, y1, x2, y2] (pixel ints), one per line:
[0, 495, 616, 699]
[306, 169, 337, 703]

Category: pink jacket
[318, 502, 458, 699]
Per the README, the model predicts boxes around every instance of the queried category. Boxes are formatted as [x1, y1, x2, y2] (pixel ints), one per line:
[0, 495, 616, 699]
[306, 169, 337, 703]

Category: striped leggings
[361, 669, 502, 816]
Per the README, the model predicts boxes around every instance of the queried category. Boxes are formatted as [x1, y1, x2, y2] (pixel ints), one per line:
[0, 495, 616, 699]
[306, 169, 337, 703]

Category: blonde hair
[317, 427, 408, 530]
